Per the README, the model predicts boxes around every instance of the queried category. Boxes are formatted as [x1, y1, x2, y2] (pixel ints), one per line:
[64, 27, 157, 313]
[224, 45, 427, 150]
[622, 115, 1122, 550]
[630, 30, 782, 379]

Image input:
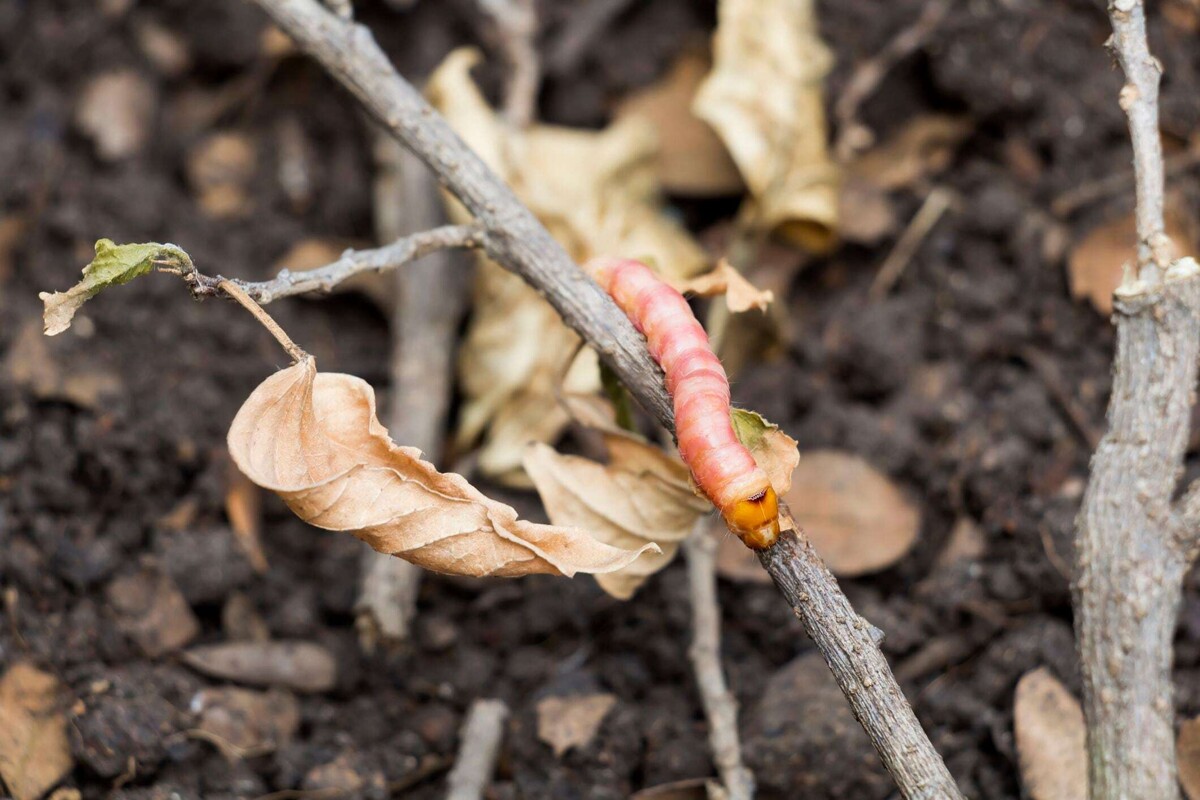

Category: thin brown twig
[683, 526, 755, 800]
[193, 224, 484, 304]
[833, 0, 952, 162]
[478, 0, 540, 128]
[1050, 146, 1200, 217]
[244, 2, 963, 795]
[869, 187, 953, 301]
[218, 279, 309, 362]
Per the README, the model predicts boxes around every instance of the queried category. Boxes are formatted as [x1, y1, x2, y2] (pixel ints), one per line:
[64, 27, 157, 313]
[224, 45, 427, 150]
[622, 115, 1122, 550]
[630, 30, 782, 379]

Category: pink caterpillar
[584, 257, 780, 549]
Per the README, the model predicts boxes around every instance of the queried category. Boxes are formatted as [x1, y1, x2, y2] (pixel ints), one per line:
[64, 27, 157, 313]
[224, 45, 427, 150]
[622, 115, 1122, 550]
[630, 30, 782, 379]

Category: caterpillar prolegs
[584, 257, 780, 549]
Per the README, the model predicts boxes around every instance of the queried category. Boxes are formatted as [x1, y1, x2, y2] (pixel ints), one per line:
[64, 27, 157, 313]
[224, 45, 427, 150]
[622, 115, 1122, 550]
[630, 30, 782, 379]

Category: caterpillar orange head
[723, 486, 780, 550]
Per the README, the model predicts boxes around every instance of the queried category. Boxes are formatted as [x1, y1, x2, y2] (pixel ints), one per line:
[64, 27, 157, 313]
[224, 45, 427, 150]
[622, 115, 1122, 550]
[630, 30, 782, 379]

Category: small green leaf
[39, 239, 192, 335]
[730, 408, 773, 450]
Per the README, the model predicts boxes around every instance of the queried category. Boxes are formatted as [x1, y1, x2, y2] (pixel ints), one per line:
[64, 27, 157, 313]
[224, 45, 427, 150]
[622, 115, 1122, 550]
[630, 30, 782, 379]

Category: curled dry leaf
[536, 693, 617, 757]
[182, 640, 337, 694]
[615, 47, 743, 197]
[1179, 714, 1200, 800]
[428, 48, 708, 483]
[40, 239, 190, 336]
[193, 687, 300, 758]
[1013, 668, 1087, 800]
[228, 358, 655, 578]
[671, 259, 774, 314]
[784, 450, 919, 576]
[524, 431, 708, 600]
[525, 407, 796, 598]
[694, 0, 839, 250]
[0, 663, 73, 800]
[1067, 209, 1195, 315]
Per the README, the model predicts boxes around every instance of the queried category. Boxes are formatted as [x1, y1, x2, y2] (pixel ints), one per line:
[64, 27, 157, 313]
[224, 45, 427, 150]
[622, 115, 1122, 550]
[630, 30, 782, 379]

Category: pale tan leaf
[524, 432, 706, 599]
[182, 641, 337, 693]
[615, 47, 743, 196]
[1068, 210, 1195, 315]
[630, 778, 723, 800]
[225, 464, 269, 573]
[850, 115, 973, 192]
[228, 359, 655, 578]
[694, 0, 839, 250]
[536, 694, 617, 757]
[1013, 668, 1087, 800]
[429, 48, 708, 483]
[671, 259, 774, 313]
[186, 131, 257, 219]
[0, 663, 73, 800]
[193, 687, 299, 758]
[74, 70, 156, 161]
[784, 450, 918, 576]
[106, 566, 200, 658]
[1178, 714, 1200, 800]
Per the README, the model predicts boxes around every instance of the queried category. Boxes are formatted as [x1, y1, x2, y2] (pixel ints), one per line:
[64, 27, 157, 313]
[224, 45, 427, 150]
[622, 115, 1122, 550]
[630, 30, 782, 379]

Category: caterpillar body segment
[584, 257, 780, 549]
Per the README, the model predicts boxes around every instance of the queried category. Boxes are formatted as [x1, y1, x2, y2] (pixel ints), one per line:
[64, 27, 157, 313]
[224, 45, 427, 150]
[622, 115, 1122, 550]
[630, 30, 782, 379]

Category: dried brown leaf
[630, 779, 724, 800]
[850, 115, 973, 192]
[1068, 210, 1195, 315]
[1179, 714, 1200, 800]
[228, 358, 655, 578]
[694, 0, 839, 250]
[225, 465, 269, 573]
[194, 687, 299, 758]
[74, 70, 156, 161]
[536, 694, 617, 757]
[429, 48, 708, 483]
[0, 663, 73, 800]
[186, 131, 257, 219]
[106, 567, 200, 658]
[1013, 668, 1087, 800]
[525, 431, 708, 600]
[182, 641, 337, 693]
[785, 450, 919, 576]
[6, 322, 122, 409]
[615, 48, 743, 196]
[671, 259, 774, 313]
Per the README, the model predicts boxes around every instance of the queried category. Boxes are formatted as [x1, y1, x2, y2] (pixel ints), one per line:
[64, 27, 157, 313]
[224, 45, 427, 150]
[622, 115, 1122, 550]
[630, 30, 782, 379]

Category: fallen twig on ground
[445, 698, 510, 800]
[683, 526, 755, 800]
[869, 187, 953, 301]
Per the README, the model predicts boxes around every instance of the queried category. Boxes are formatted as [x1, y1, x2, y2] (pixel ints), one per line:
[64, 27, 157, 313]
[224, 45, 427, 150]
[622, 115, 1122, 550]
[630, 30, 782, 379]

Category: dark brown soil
[2, 1, 1200, 798]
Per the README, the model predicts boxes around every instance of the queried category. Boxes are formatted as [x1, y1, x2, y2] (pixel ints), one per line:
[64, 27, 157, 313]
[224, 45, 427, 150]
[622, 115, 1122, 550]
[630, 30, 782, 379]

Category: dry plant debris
[526, 406, 797, 598]
[181, 641, 337, 693]
[106, 566, 200, 658]
[5, 322, 122, 409]
[228, 358, 656, 577]
[427, 47, 708, 483]
[185, 131, 258, 219]
[615, 48, 743, 197]
[74, 70, 156, 161]
[671, 259, 774, 314]
[630, 778, 724, 800]
[224, 464, 269, 574]
[1067, 208, 1196, 314]
[1179, 714, 1200, 800]
[694, 0, 839, 250]
[785, 450, 920, 576]
[192, 687, 300, 758]
[1013, 668, 1087, 800]
[524, 428, 708, 600]
[0, 663, 73, 800]
[535, 693, 617, 757]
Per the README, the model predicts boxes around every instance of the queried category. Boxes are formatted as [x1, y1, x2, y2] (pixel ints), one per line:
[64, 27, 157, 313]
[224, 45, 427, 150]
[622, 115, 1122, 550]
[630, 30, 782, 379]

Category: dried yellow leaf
[0, 663, 72, 800]
[428, 48, 708, 483]
[694, 0, 839, 250]
[671, 259, 774, 314]
[228, 359, 655, 578]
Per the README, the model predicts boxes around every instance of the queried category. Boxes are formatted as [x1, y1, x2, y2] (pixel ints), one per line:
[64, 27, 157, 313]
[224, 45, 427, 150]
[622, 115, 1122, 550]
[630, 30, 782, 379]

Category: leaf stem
[218, 279, 310, 362]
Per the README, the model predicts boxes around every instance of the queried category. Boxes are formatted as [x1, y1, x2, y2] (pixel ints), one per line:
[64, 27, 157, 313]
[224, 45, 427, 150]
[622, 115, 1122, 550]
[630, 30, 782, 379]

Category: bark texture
[1074, 265, 1200, 799]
